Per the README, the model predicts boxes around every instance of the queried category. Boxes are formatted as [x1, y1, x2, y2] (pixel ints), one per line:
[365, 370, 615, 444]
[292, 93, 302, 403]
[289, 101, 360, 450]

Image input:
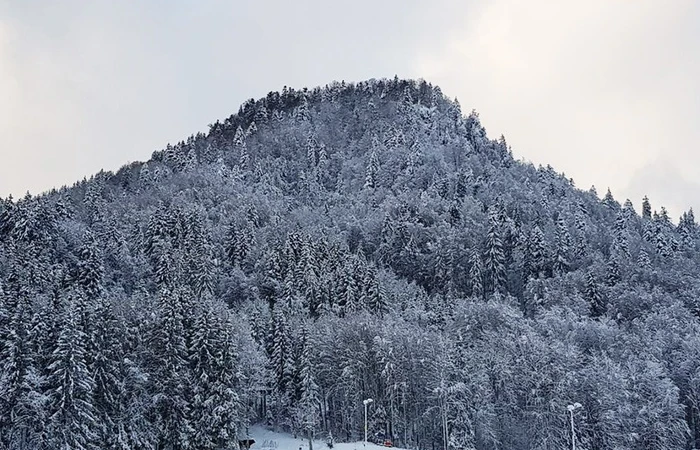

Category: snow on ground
[248, 426, 404, 450]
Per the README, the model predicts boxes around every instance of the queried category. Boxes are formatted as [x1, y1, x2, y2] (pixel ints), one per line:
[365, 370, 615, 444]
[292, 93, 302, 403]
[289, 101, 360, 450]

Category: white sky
[1, 1, 698, 218]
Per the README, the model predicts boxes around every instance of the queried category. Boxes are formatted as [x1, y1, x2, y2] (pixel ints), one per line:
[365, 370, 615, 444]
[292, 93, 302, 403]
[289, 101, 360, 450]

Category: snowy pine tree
[190, 302, 243, 449]
[270, 308, 292, 394]
[76, 231, 104, 300]
[637, 249, 652, 271]
[90, 297, 123, 449]
[524, 225, 547, 280]
[554, 214, 570, 276]
[45, 299, 98, 450]
[295, 327, 320, 450]
[468, 250, 484, 299]
[365, 148, 380, 190]
[150, 288, 193, 449]
[585, 272, 605, 318]
[606, 255, 621, 287]
[0, 291, 46, 449]
[642, 195, 652, 220]
[484, 213, 506, 296]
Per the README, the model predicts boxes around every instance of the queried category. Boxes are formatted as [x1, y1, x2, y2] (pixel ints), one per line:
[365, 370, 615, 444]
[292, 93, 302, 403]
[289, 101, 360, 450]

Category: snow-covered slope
[248, 426, 404, 450]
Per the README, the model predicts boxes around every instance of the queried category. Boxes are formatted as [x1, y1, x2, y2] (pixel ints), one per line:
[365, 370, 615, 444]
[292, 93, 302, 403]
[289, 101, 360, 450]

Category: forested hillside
[2, 77, 700, 449]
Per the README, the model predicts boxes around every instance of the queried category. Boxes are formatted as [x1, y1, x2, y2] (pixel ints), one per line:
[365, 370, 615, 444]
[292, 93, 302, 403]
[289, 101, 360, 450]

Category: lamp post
[363, 398, 374, 445]
[567, 403, 582, 450]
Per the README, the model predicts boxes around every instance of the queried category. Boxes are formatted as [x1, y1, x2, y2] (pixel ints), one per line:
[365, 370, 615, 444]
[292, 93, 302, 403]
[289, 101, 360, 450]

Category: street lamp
[363, 398, 374, 445]
[567, 403, 582, 450]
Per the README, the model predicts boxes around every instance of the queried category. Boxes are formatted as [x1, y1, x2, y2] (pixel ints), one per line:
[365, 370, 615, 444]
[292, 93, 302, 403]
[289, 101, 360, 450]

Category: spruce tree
[653, 217, 673, 258]
[226, 223, 241, 267]
[190, 303, 243, 449]
[270, 308, 291, 393]
[484, 214, 506, 296]
[637, 249, 652, 271]
[46, 300, 98, 450]
[364, 270, 388, 317]
[246, 121, 258, 136]
[448, 201, 461, 226]
[233, 126, 246, 148]
[91, 297, 122, 449]
[642, 195, 652, 220]
[209, 326, 243, 449]
[602, 188, 618, 209]
[642, 220, 655, 243]
[0, 292, 45, 449]
[150, 288, 192, 449]
[678, 209, 697, 250]
[554, 215, 570, 276]
[606, 256, 621, 287]
[296, 328, 320, 450]
[525, 225, 547, 279]
[469, 249, 484, 299]
[622, 199, 636, 221]
[76, 231, 104, 300]
[365, 150, 380, 190]
[296, 95, 312, 122]
[306, 133, 318, 168]
[586, 272, 605, 318]
[573, 205, 588, 260]
[239, 145, 250, 171]
[612, 210, 630, 259]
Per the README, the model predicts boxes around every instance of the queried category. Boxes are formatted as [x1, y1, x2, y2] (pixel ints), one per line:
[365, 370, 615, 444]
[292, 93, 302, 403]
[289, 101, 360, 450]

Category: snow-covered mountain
[1, 77, 699, 449]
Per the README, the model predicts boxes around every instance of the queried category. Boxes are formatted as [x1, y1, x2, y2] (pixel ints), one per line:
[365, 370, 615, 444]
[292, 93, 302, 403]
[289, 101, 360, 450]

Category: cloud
[0, 0, 429, 197]
[413, 0, 700, 217]
[1, 1, 698, 221]
[626, 159, 700, 219]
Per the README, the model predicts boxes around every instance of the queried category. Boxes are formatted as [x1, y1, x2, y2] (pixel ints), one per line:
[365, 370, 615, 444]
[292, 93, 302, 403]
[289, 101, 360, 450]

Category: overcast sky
[1, 1, 698, 218]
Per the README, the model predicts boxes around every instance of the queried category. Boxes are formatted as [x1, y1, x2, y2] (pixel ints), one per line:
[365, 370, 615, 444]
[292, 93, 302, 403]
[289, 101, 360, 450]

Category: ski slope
[248, 426, 404, 450]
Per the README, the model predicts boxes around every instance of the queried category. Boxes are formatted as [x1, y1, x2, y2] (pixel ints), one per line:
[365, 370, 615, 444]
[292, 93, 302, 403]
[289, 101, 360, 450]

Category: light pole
[567, 402, 582, 450]
[363, 398, 374, 445]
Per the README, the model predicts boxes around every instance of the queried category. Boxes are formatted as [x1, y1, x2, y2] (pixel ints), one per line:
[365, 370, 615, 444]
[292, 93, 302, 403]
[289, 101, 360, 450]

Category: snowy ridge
[249, 426, 403, 450]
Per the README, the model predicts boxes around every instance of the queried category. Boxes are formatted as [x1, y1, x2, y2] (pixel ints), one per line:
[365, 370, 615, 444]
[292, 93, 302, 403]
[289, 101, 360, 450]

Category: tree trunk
[322, 393, 328, 432]
[441, 399, 449, 450]
[389, 390, 394, 442]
